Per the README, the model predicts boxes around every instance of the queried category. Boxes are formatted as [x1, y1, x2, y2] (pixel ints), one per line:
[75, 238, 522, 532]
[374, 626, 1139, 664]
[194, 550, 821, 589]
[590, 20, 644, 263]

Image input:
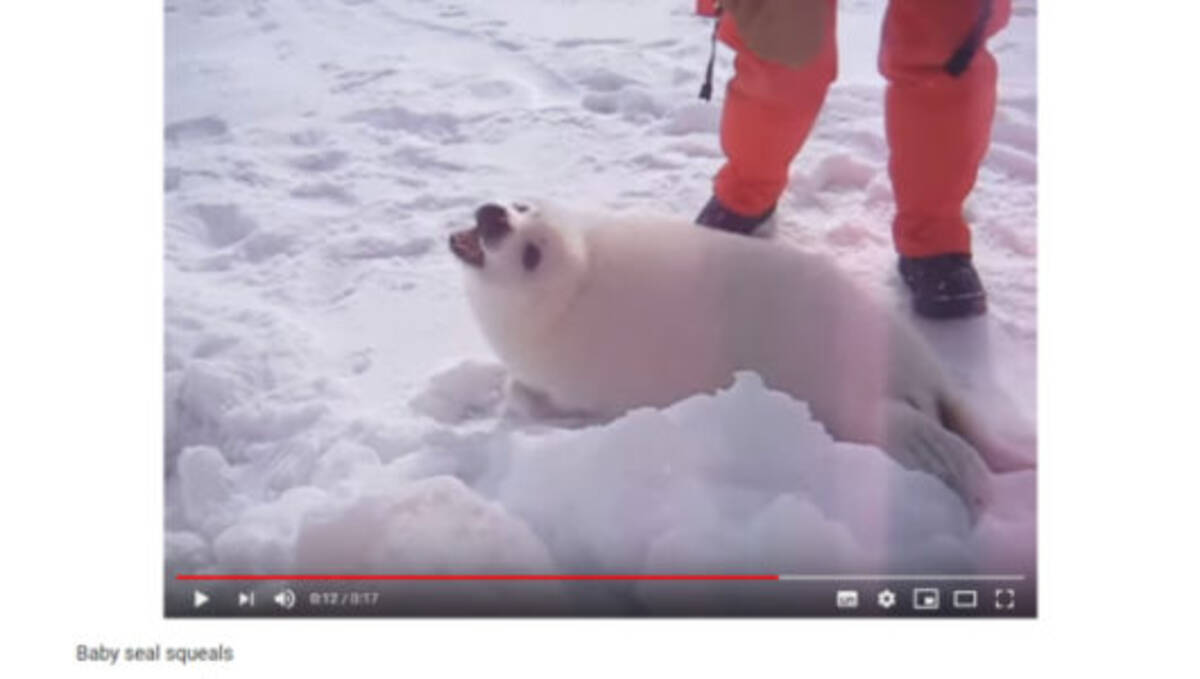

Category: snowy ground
[164, 0, 1036, 610]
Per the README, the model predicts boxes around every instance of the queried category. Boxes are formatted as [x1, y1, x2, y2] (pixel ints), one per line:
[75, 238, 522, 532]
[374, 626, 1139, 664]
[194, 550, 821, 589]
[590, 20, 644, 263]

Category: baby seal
[450, 201, 1026, 515]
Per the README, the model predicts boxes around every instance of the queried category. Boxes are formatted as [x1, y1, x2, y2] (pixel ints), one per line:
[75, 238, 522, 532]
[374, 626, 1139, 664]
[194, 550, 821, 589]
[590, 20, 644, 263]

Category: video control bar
[167, 574, 1035, 617]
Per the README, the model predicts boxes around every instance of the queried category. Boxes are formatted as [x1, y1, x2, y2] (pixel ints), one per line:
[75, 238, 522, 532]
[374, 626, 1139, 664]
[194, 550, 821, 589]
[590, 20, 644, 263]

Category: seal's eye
[513, 202, 530, 214]
[522, 243, 541, 272]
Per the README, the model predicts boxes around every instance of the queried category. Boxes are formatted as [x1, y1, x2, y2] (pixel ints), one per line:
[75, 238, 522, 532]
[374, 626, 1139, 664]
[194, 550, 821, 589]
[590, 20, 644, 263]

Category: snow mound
[294, 476, 556, 575]
[409, 360, 507, 424]
[166, 363, 1032, 588]
[498, 372, 1013, 576]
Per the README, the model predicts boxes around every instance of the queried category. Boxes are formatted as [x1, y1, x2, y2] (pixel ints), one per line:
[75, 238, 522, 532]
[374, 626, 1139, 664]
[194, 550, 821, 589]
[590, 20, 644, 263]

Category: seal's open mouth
[449, 228, 484, 268]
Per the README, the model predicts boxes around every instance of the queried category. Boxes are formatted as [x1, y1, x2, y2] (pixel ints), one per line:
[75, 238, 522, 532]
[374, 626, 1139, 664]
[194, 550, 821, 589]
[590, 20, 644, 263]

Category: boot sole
[913, 294, 987, 319]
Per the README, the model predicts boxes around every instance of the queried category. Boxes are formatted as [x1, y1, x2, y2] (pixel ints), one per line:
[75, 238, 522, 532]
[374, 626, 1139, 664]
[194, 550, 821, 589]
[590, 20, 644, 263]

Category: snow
[496, 372, 1027, 576]
[165, 0, 1037, 606]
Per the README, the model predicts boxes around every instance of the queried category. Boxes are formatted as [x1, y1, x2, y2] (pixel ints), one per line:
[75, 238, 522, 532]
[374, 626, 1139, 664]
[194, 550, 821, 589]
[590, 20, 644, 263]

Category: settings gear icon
[877, 589, 897, 609]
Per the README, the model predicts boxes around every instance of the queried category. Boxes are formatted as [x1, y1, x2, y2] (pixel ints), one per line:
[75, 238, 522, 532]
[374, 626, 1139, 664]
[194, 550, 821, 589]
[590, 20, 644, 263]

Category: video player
[164, 0, 1037, 619]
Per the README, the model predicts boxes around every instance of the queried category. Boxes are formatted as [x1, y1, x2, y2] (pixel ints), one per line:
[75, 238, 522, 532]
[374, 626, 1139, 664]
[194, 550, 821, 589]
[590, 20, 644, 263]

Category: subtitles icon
[913, 588, 940, 611]
[952, 590, 978, 609]
[836, 590, 859, 610]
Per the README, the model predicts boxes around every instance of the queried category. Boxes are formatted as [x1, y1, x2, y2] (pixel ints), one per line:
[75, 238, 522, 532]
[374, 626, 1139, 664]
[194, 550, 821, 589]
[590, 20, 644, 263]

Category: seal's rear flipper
[937, 395, 1037, 474]
[882, 401, 996, 522]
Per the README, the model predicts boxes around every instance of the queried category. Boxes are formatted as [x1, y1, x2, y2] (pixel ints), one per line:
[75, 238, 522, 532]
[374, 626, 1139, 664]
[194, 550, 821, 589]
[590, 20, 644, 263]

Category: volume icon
[274, 588, 297, 610]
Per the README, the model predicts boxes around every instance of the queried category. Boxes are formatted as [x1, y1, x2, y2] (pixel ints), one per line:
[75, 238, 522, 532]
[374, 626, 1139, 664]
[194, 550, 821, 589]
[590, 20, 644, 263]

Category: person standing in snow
[693, 0, 1010, 319]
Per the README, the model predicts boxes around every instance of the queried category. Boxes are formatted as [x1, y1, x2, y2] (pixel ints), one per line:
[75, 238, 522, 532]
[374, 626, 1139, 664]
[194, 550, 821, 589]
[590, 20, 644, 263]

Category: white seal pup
[449, 201, 1029, 514]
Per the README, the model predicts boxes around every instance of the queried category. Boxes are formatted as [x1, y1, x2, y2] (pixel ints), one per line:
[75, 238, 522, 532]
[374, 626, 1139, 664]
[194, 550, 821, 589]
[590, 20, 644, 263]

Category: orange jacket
[695, 0, 828, 67]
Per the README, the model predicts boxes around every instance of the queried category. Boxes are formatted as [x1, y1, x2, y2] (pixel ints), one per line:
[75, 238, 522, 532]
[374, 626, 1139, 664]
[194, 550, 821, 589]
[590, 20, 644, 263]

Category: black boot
[695, 196, 776, 237]
[898, 254, 987, 319]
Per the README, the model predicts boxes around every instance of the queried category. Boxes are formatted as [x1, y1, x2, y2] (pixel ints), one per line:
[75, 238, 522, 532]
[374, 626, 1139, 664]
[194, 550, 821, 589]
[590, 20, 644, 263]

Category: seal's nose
[475, 203, 511, 245]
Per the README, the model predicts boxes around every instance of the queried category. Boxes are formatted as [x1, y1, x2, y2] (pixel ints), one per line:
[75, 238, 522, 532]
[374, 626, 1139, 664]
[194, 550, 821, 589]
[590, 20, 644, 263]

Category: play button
[193, 590, 210, 609]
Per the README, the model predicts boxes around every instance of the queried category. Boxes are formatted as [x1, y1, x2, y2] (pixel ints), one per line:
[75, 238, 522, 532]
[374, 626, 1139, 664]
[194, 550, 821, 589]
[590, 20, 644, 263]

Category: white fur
[457, 202, 1006, 514]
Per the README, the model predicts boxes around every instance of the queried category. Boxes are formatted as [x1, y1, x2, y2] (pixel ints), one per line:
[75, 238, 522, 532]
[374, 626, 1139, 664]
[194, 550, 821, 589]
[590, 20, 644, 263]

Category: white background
[3, 1, 1198, 676]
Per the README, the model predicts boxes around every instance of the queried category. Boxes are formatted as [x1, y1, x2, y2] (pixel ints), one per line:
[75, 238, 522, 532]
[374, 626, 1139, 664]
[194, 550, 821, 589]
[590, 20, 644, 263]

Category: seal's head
[450, 201, 589, 340]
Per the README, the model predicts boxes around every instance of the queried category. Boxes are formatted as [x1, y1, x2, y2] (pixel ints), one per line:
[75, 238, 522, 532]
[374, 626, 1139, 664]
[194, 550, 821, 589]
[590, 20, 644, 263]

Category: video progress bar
[177, 574, 779, 581]
[176, 573, 1026, 582]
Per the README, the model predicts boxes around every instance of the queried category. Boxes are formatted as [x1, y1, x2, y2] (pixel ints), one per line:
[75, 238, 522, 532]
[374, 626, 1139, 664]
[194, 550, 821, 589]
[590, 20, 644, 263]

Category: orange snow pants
[712, 0, 1012, 256]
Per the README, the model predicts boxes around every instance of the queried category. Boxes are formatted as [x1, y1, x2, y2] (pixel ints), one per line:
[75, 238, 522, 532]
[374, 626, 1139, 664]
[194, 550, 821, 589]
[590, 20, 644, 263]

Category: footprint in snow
[287, 150, 349, 173]
[165, 116, 229, 144]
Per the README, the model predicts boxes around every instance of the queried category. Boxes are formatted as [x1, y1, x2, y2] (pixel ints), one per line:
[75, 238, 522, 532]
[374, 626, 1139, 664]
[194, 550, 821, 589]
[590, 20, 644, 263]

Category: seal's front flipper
[502, 379, 601, 428]
[882, 401, 996, 522]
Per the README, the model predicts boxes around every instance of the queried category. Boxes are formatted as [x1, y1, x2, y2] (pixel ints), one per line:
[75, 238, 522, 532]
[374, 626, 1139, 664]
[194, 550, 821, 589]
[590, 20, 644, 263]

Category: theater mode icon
[952, 590, 978, 609]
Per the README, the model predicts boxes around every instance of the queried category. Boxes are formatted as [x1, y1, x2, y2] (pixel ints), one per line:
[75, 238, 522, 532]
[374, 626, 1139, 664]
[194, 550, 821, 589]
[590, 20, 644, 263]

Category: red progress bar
[177, 574, 780, 581]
